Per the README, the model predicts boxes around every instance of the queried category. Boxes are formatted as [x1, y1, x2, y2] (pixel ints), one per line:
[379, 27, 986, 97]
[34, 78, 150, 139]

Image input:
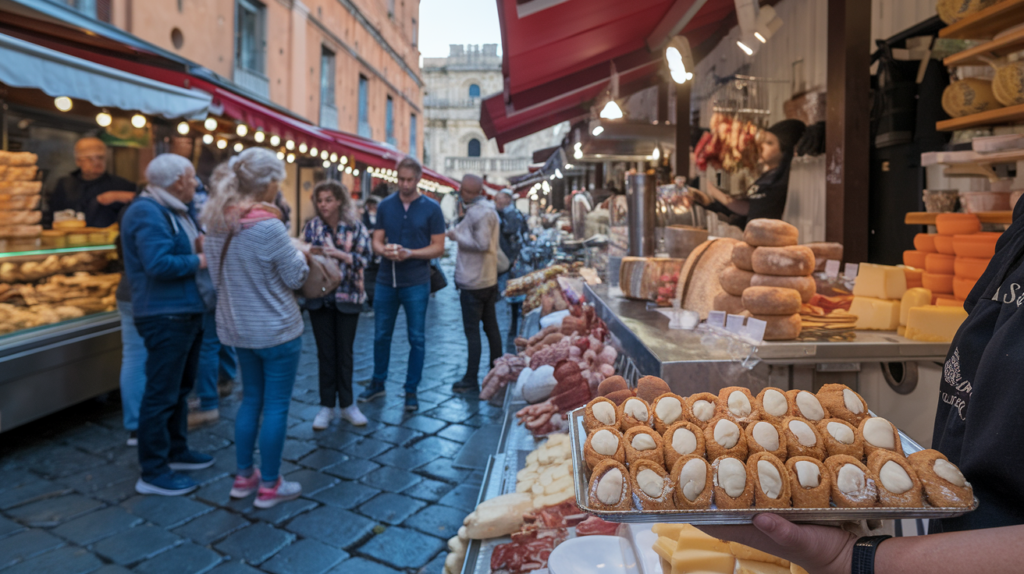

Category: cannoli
[623, 426, 665, 468]
[785, 456, 831, 508]
[786, 389, 831, 422]
[670, 455, 713, 509]
[716, 386, 762, 426]
[663, 421, 706, 469]
[684, 392, 720, 430]
[825, 455, 878, 508]
[816, 384, 869, 426]
[858, 416, 904, 459]
[781, 417, 826, 461]
[630, 459, 675, 510]
[652, 393, 688, 434]
[816, 418, 864, 460]
[618, 397, 653, 431]
[744, 421, 788, 461]
[756, 387, 791, 425]
[907, 449, 974, 508]
[748, 452, 792, 509]
[588, 459, 633, 511]
[704, 417, 749, 463]
[868, 450, 923, 507]
[584, 426, 626, 471]
[712, 456, 755, 509]
[584, 397, 620, 434]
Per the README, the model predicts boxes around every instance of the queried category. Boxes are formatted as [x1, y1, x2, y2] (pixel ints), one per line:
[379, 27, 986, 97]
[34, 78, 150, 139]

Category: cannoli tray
[568, 408, 978, 524]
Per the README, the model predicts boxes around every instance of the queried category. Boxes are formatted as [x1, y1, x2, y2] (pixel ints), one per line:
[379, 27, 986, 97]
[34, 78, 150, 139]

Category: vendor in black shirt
[44, 137, 137, 228]
[691, 119, 806, 230]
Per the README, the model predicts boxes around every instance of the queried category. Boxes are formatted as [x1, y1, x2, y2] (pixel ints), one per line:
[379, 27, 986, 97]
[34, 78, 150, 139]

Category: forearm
[410, 243, 444, 260]
[876, 525, 1021, 574]
[372, 231, 388, 256]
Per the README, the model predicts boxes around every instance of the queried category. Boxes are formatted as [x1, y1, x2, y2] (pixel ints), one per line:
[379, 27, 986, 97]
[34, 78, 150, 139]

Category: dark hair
[312, 179, 355, 225]
[395, 156, 422, 178]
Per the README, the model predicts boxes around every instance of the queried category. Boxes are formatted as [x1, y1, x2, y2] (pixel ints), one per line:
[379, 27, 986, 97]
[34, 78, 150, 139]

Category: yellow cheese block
[897, 325, 906, 336]
[671, 549, 736, 574]
[677, 529, 731, 554]
[728, 543, 789, 568]
[900, 287, 933, 326]
[653, 524, 689, 539]
[654, 536, 677, 563]
[737, 559, 794, 574]
[852, 263, 908, 300]
[905, 306, 968, 342]
[791, 565, 810, 574]
[849, 296, 901, 331]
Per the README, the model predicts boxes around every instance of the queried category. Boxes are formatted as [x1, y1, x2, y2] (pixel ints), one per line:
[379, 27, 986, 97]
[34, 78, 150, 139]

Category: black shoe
[126, 431, 138, 447]
[404, 394, 419, 412]
[359, 381, 387, 402]
[451, 380, 480, 394]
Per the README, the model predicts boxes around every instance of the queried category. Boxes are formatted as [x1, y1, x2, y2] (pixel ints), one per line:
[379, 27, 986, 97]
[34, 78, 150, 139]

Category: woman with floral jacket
[302, 180, 372, 429]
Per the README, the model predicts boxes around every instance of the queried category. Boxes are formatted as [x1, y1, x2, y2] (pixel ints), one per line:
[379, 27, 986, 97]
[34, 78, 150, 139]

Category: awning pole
[1, 100, 7, 151]
[675, 81, 691, 180]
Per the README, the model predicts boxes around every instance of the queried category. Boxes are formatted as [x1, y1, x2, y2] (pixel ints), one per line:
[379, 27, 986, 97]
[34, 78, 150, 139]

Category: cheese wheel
[719, 266, 755, 297]
[903, 250, 927, 268]
[913, 234, 937, 253]
[807, 243, 843, 272]
[676, 238, 742, 320]
[731, 242, 756, 272]
[953, 276, 977, 300]
[922, 272, 954, 294]
[751, 246, 815, 277]
[934, 213, 980, 236]
[905, 267, 923, 289]
[749, 274, 816, 303]
[953, 257, 989, 280]
[744, 219, 799, 247]
[924, 253, 956, 274]
[742, 286, 802, 315]
[746, 313, 802, 341]
[952, 232, 1000, 259]
[936, 297, 965, 307]
[933, 235, 956, 255]
[942, 79, 1001, 119]
[713, 291, 746, 315]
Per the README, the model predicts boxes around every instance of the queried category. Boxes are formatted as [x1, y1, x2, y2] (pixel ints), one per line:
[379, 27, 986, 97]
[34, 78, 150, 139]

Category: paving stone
[415, 458, 465, 484]
[6, 493, 104, 527]
[403, 477, 454, 503]
[1, 545, 103, 574]
[0, 529, 65, 568]
[313, 429, 361, 450]
[437, 424, 478, 443]
[61, 423, 122, 455]
[328, 557, 402, 574]
[121, 494, 212, 527]
[91, 566, 133, 574]
[0, 468, 42, 492]
[289, 402, 322, 421]
[0, 514, 23, 538]
[261, 538, 348, 574]
[374, 408, 413, 426]
[356, 492, 426, 525]
[93, 524, 181, 565]
[206, 561, 263, 574]
[356, 526, 445, 570]
[27, 446, 106, 478]
[412, 436, 464, 459]
[418, 551, 449, 574]
[400, 415, 448, 434]
[214, 523, 294, 565]
[404, 504, 468, 539]
[283, 468, 339, 495]
[359, 465, 422, 493]
[90, 479, 139, 505]
[133, 542, 222, 574]
[439, 483, 482, 512]
[52, 506, 144, 545]
[369, 425, 424, 446]
[171, 509, 250, 545]
[285, 507, 375, 549]
[248, 496, 318, 526]
[194, 476, 252, 511]
[309, 481, 379, 509]
[285, 424, 317, 441]
[341, 437, 392, 459]
[186, 430, 232, 453]
[280, 440, 318, 462]
[421, 405, 474, 424]
[322, 457, 380, 480]
[0, 479, 71, 510]
[205, 419, 237, 441]
[57, 463, 134, 494]
[373, 446, 440, 469]
[296, 448, 349, 471]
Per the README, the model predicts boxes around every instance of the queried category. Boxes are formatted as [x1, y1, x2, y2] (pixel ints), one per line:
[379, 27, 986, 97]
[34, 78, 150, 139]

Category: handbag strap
[218, 231, 235, 280]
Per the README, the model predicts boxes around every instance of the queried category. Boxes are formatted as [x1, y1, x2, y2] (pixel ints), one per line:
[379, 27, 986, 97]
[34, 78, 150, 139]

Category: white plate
[547, 536, 640, 574]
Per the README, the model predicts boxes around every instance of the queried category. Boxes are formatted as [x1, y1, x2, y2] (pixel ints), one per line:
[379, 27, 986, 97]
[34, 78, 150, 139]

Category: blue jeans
[220, 345, 238, 382]
[235, 336, 302, 483]
[372, 281, 430, 394]
[118, 300, 148, 431]
[195, 310, 221, 411]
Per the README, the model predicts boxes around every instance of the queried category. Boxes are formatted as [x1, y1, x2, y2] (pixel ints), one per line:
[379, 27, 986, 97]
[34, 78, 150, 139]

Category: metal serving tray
[568, 408, 978, 524]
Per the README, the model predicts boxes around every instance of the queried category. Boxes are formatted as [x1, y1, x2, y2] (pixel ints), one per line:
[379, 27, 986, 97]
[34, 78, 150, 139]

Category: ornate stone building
[423, 44, 566, 187]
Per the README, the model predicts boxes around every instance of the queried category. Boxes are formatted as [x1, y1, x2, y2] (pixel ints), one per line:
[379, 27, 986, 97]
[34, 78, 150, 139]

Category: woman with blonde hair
[302, 180, 372, 429]
[202, 147, 310, 508]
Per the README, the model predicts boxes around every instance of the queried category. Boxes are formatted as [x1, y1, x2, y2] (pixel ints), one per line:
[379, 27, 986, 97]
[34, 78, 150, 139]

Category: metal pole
[1, 101, 8, 151]
[626, 173, 655, 256]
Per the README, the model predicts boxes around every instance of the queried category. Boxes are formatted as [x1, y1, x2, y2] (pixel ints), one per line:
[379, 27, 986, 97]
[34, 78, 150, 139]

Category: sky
[418, 0, 503, 59]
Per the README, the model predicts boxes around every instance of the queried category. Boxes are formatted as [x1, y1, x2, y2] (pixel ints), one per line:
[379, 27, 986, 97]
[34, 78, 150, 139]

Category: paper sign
[726, 314, 745, 334]
[707, 310, 726, 328]
[844, 263, 859, 279]
[825, 260, 841, 280]
[741, 317, 767, 342]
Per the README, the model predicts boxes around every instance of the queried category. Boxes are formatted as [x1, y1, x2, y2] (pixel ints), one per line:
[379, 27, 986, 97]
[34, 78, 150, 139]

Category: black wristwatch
[851, 535, 892, 574]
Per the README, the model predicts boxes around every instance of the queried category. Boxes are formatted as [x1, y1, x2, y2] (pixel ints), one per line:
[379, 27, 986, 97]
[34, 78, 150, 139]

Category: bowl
[923, 189, 959, 213]
[547, 536, 640, 574]
[958, 191, 1011, 213]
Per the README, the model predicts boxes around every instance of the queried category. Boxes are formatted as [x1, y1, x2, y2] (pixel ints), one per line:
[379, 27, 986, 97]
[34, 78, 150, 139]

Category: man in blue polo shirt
[359, 156, 446, 411]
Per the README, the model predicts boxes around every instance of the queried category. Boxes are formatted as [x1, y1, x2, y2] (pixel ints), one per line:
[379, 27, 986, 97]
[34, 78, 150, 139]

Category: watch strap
[852, 535, 892, 574]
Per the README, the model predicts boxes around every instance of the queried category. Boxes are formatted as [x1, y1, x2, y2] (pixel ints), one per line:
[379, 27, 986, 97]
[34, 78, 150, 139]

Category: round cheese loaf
[742, 286, 802, 315]
[751, 245, 815, 277]
[746, 313, 802, 341]
[933, 235, 956, 255]
[719, 265, 755, 296]
[935, 213, 980, 236]
[953, 276, 977, 300]
[953, 257, 989, 280]
[913, 233, 937, 253]
[952, 232, 1000, 259]
[806, 243, 843, 272]
[744, 219, 799, 247]
[922, 272, 954, 294]
[750, 274, 816, 303]
[925, 253, 956, 275]
[713, 291, 746, 315]
[731, 242, 756, 272]
[903, 250, 927, 269]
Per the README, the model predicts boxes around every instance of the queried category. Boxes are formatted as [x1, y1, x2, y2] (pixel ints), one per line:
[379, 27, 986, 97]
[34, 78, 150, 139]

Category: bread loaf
[746, 313, 802, 341]
[0, 211, 41, 225]
[713, 292, 745, 315]
[743, 219, 799, 247]
[719, 265, 754, 297]
[806, 242, 843, 272]
[751, 245, 815, 277]
[675, 238, 740, 320]
[1, 166, 37, 182]
[0, 224, 42, 238]
[742, 286, 802, 315]
[0, 195, 40, 210]
[750, 274, 816, 303]
[0, 181, 42, 195]
[731, 242, 756, 271]
[0, 151, 38, 166]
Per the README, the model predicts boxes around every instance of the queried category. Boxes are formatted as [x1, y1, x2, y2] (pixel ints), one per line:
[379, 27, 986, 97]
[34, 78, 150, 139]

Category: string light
[285, 140, 295, 150]
[254, 131, 266, 143]
[353, 169, 359, 176]
[236, 124, 248, 137]
[176, 122, 190, 135]
[321, 150, 329, 160]
[323, 160, 330, 168]
[54, 97, 73, 112]
[233, 142, 244, 152]
[345, 166, 352, 174]
[270, 135, 281, 146]
[330, 153, 338, 162]
[340, 156, 348, 165]
[216, 139, 228, 149]
[95, 112, 112, 127]
[204, 117, 218, 131]
[202, 134, 214, 145]
[286, 153, 295, 163]
[131, 114, 147, 129]
[298, 143, 308, 153]
[310, 147, 318, 157]
[276, 151, 285, 160]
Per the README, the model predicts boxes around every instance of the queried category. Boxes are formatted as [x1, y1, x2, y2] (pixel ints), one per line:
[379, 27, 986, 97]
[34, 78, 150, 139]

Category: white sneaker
[253, 478, 302, 509]
[340, 404, 368, 427]
[312, 406, 333, 430]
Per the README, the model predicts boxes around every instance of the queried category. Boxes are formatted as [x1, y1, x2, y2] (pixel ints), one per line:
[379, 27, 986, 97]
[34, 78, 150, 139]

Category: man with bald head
[446, 173, 501, 394]
[45, 137, 137, 227]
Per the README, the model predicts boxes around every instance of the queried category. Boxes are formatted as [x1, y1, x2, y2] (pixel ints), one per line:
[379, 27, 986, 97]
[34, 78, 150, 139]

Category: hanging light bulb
[270, 134, 281, 146]
[323, 160, 331, 168]
[176, 121, 190, 135]
[276, 151, 285, 160]
[754, 32, 767, 43]
[233, 142, 244, 152]
[574, 149, 583, 160]
[345, 166, 353, 174]
[340, 156, 348, 165]
[286, 153, 295, 163]
[599, 100, 622, 120]
[54, 97, 73, 112]
[310, 147, 318, 157]
[320, 150, 329, 160]
[353, 169, 359, 176]
[565, 163, 573, 170]
[216, 139, 228, 149]
[329, 152, 338, 162]
[592, 125, 604, 136]
[285, 140, 295, 150]
[555, 169, 563, 179]
[236, 124, 248, 137]
[298, 143, 308, 154]
[737, 41, 754, 56]
[254, 131, 266, 143]
[204, 117, 218, 131]
[650, 147, 661, 160]
[131, 114, 147, 129]
[95, 112, 113, 127]
[202, 134, 214, 145]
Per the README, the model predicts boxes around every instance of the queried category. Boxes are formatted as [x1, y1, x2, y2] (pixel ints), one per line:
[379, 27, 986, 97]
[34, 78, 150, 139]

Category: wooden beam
[676, 81, 691, 179]
[826, 0, 871, 263]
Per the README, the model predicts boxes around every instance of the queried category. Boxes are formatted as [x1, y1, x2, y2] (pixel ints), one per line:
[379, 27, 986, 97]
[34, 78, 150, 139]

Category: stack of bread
[0, 151, 42, 247]
[903, 213, 1001, 307]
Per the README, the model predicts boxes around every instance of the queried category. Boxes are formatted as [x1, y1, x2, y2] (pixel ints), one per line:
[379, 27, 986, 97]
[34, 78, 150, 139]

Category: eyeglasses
[77, 154, 106, 162]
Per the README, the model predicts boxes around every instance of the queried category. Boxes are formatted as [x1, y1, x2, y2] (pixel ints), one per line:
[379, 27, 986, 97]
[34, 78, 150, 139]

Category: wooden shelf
[905, 211, 1013, 225]
[936, 102, 1024, 131]
[940, 0, 1024, 40]
[944, 25, 1024, 66]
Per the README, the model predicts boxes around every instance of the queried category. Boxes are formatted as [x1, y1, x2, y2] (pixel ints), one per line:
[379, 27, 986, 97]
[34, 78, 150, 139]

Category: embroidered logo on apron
[942, 348, 972, 421]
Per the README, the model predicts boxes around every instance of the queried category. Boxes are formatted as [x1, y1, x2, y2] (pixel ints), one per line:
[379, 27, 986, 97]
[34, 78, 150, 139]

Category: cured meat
[490, 528, 569, 574]
[575, 516, 620, 537]
[524, 500, 586, 529]
[479, 354, 529, 400]
[619, 257, 685, 302]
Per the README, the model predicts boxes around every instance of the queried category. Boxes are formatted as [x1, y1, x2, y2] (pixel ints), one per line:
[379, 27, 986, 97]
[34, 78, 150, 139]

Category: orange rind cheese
[933, 235, 956, 255]
[903, 250, 927, 268]
[934, 213, 980, 236]
[952, 232, 1001, 259]
[924, 253, 955, 275]
[953, 276, 977, 300]
[953, 257, 989, 280]
[913, 233, 937, 253]
[922, 272, 954, 294]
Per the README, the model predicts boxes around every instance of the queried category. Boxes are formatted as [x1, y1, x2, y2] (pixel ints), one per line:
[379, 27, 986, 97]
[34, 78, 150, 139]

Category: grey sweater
[453, 199, 500, 290]
[205, 219, 309, 349]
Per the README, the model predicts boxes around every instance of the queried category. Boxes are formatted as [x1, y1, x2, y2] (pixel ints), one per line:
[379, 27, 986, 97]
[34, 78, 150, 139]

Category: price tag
[825, 259, 841, 280]
[844, 263, 859, 279]
[726, 314, 745, 334]
[741, 317, 767, 342]
[707, 310, 726, 328]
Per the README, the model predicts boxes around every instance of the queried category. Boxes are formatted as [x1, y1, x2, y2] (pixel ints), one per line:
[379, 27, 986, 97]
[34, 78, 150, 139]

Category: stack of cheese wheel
[0, 151, 43, 248]
[904, 214, 1002, 307]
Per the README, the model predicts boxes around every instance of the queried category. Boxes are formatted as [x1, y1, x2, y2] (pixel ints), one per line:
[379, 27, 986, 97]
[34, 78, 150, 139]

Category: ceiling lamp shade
[600, 100, 623, 120]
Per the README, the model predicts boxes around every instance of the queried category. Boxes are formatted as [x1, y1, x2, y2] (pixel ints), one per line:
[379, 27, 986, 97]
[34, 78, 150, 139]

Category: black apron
[931, 200, 1024, 533]
[706, 156, 792, 230]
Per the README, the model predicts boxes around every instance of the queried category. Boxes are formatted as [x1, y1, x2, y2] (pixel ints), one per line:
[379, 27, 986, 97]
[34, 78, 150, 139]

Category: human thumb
[752, 514, 807, 550]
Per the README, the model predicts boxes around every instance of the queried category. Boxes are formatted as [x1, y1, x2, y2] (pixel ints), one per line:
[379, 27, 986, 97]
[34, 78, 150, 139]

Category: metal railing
[233, 67, 270, 98]
[443, 156, 530, 172]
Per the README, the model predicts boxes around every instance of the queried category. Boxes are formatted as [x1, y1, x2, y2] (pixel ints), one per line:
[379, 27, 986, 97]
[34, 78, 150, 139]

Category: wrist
[850, 535, 890, 574]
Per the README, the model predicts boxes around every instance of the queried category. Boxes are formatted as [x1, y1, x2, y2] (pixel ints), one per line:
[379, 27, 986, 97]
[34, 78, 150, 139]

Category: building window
[235, 0, 266, 75]
[410, 114, 417, 157]
[387, 0, 395, 16]
[385, 96, 396, 146]
[321, 48, 336, 107]
[469, 84, 481, 98]
[357, 75, 371, 138]
[468, 138, 481, 157]
[411, 18, 418, 47]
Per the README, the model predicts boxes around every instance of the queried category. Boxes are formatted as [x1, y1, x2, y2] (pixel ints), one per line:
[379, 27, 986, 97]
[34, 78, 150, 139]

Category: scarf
[142, 184, 200, 252]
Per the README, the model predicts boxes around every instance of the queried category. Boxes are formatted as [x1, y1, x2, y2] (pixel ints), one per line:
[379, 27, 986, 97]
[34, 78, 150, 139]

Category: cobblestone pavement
[0, 255, 515, 574]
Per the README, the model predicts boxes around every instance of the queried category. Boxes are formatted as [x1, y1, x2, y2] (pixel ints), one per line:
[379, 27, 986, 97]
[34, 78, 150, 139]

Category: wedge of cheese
[905, 306, 968, 342]
[737, 559, 795, 574]
[900, 287, 932, 326]
[671, 549, 736, 574]
[853, 263, 908, 300]
[850, 296, 901, 331]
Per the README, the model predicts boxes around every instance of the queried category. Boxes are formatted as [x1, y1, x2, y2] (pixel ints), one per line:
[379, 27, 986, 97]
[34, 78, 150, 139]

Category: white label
[825, 259, 841, 279]
[844, 263, 859, 279]
[726, 314, 745, 334]
[741, 317, 767, 342]
[707, 310, 726, 328]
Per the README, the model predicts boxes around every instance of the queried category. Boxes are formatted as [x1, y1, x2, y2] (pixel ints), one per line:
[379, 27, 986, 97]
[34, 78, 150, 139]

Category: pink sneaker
[229, 469, 261, 498]
[254, 478, 302, 509]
